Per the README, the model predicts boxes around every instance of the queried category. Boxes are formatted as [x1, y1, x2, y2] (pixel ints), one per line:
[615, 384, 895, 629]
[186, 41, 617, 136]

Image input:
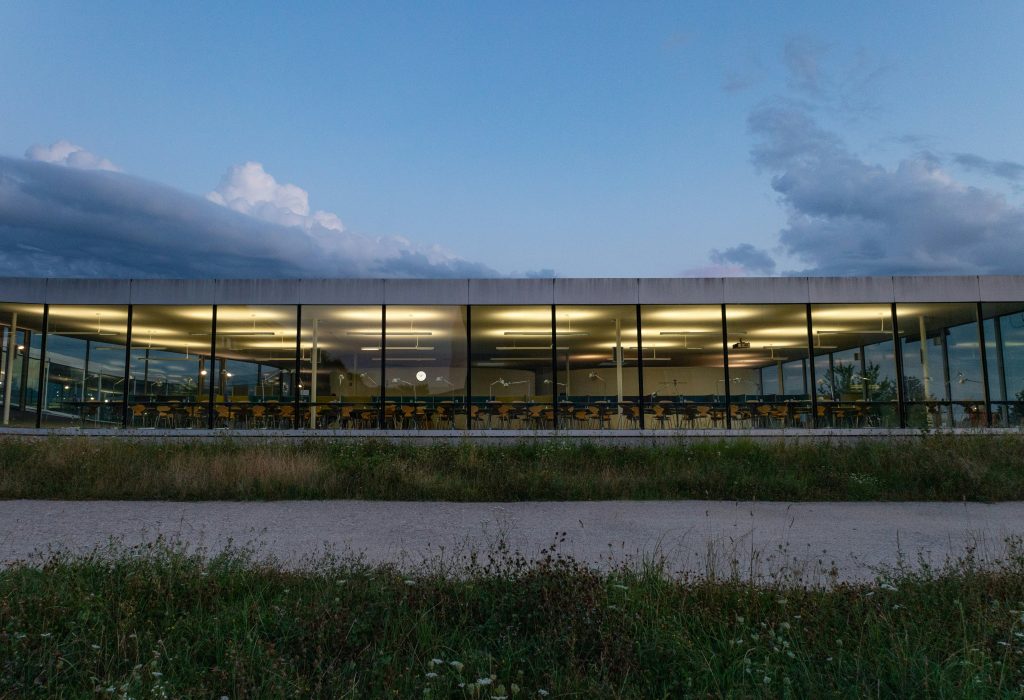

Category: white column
[3, 312, 17, 425]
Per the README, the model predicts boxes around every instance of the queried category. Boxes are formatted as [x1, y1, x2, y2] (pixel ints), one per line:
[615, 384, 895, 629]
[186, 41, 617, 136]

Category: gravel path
[3, 500, 1023, 583]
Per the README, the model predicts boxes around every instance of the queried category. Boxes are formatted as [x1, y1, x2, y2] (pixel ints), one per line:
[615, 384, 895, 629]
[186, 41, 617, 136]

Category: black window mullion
[890, 302, 906, 428]
[379, 305, 387, 430]
[294, 305, 302, 430]
[720, 304, 732, 430]
[976, 302, 992, 427]
[121, 305, 133, 428]
[207, 305, 217, 429]
[34, 304, 49, 429]
[550, 303, 557, 430]
[805, 303, 818, 429]
[635, 303, 645, 429]
[465, 305, 472, 431]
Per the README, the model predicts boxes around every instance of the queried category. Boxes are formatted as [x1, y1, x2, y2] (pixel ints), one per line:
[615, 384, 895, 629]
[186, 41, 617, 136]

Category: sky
[1, 1, 1023, 279]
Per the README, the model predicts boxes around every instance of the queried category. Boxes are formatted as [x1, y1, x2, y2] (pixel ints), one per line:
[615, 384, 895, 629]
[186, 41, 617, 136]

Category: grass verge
[1, 538, 1023, 697]
[2, 434, 1024, 501]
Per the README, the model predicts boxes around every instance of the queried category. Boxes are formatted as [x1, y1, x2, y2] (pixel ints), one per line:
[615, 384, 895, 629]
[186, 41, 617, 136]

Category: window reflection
[811, 304, 900, 427]
[0, 303, 45, 427]
[128, 306, 213, 428]
[42, 305, 129, 428]
[725, 305, 812, 428]
[896, 303, 984, 428]
[982, 303, 1024, 427]
[213, 306, 296, 429]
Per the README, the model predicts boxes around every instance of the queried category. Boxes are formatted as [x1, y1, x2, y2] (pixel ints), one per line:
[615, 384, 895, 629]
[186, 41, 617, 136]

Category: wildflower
[612, 584, 628, 590]
[880, 583, 898, 592]
[537, 691, 549, 697]
[430, 658, 444, 666]
[404, 579, 416, 586]
[425, 672, 438, 679]
[106, 687, 116, 693]
[477, 678, 493, 686]
[151, 672, 163, 678]
[787, 651, 796, 659]
[763, 676, 771, 684]
[450, 661, 465, 671]
[780, 622, 791, 630]
[511, 683, 520, 694]
[91, 644, 101, 650]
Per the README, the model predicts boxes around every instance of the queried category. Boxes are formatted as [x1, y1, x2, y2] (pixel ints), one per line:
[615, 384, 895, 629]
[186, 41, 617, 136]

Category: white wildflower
[450, 661, 465, 671]
[425, 672, 438, 679]
[430, 658, 443, 666]
[404, 579, 416, 586]
[880, 583, 898, 592]
[477, 678, 493, 685]
[537, 691, 549, 697]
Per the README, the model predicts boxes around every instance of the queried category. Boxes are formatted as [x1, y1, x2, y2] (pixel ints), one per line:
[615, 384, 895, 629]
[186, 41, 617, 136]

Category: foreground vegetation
[2, 434, 1024, 501]
[1, 539, 1023, 697]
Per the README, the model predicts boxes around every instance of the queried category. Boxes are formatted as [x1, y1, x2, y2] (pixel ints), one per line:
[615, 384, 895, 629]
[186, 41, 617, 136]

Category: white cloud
[25, 139, 120, 172]
[206, 161, 344, 232]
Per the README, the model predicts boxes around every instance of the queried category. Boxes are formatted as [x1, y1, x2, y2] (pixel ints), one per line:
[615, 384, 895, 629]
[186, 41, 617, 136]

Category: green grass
[2, 434, 1024, 501]
[1, 538, 1023, 697]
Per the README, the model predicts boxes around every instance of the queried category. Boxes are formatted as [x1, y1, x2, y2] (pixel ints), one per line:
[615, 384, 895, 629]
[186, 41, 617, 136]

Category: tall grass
[1, 538, 1023, 697]
[2, 434, 1024, 501]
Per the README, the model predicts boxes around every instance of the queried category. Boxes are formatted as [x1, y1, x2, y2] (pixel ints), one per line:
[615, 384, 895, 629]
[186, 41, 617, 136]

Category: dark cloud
[953, 153, 1024, 182]
[0, 156, 498, 279]
[710, 244, 776, 274]
[748, 105, 1024, 275]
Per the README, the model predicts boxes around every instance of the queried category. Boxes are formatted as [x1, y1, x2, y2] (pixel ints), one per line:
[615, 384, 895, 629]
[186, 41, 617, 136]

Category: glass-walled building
[2, 275, 1022, 431]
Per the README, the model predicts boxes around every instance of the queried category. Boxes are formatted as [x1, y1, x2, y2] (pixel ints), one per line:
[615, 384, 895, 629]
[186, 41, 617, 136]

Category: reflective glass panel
[725, 305, 812, 428]
[213, 306, 297, 428]
[0, 303, 45, 427]
[299, 306, 382, 429]
[982, 303, 1024, 427]
[896, 303, 984, 428]
[639, 305, 726, 429]
[554, 305, 639, 429]
[469, 306, 553, 430]
[385, 306, 467, 430]
[811, 304, 900, 428]
[128, 306, 213, 428]
[42, 305, 129, 428]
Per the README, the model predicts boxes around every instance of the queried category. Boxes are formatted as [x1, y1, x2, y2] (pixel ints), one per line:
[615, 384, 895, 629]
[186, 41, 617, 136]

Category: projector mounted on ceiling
[731, 339, 751, 349]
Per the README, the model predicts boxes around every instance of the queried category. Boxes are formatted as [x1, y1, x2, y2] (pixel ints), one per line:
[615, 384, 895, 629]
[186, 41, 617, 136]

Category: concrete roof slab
[638, 278, 725, 305]
[893, 276, 981, 302]
[554, 278, 638, 305]
[469, 278, 553, 305]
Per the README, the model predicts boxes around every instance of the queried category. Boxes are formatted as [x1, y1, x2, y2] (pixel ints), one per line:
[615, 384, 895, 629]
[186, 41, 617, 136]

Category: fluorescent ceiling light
[494, 345, 568, 350]
[360, 345, 435, 351]
[503, 331, 588, 336]
[488, 357, 551, 361]
[372, 357, 436, 361]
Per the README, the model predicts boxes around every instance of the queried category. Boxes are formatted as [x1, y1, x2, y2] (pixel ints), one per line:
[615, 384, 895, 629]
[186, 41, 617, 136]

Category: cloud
[25, 139, 120, 171]
[952, 153, 1024, 183]
[748, 104, 1024, 275]
[710, 243, 776, 274]
[783, 36, 829, 97]
[0, 155, 498, 278]
[206, 162, 344, 231]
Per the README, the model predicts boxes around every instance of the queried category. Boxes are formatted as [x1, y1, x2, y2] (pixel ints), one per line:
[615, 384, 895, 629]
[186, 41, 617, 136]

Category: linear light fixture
[504, 331, 586, 336]
[371, 357, 437, 361]
[360, 345, 435, 351]
[488, 357, 552, 361]
[494, 345, 568, 350]
[346, 331, 433, 336]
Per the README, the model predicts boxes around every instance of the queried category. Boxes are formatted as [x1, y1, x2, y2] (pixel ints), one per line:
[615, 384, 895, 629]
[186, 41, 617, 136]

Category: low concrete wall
[0, 427, 1018, 445]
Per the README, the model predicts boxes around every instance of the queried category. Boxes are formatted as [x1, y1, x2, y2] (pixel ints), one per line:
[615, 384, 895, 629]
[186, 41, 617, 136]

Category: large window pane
[470, 306, 553, 429]
[897, 303, 984, 428]
[639, 305, 726, 429]
[384, 306, 467, 430]
[214, 306, 297, 429]
[0, 303, 45, 427]
[300, 306, 382, 429]
[128, 306, 213, 428]
[554, 305, 639, 429]
[982, 302, 1024, 427]
[811, 304, 900, 428]
[725, 305, 812, 428]
[42, 305, 129, 428]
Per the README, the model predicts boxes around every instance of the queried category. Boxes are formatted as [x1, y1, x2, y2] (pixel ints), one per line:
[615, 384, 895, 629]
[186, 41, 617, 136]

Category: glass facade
[42, 305, 130, 428]
[639, 305, 726, 429]
[3, 295, 1023, 430]
[726, 305, 812, 428]
[897, 303, 985, 428]
[811, 304, 900, 428]
[0, 303, 45, 427]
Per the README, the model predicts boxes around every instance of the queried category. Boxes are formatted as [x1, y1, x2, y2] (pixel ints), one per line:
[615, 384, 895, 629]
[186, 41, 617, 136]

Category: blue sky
[1, 1, 1023, 278]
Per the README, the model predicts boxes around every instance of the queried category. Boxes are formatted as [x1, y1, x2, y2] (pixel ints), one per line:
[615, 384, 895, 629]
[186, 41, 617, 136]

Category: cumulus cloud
[206, 162, 344, 231]
[749, 104, 1024, 275]
[710, 243, 776, 274]
[25, 139, 120, 171]
[0, 155, 498, 278]
[952, 153, 1024, 183]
